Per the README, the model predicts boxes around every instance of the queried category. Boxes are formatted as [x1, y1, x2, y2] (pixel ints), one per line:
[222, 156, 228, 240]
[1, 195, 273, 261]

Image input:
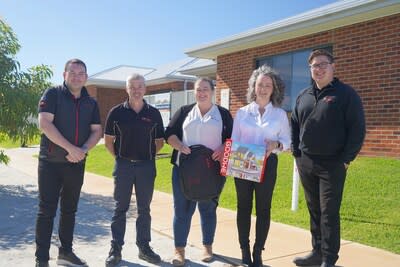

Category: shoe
[293, 251, 322, 266]
[35, 259, 49, 267]
[138, 244, 161, 264]
[172, 247, 185, 266]
[57, 248, 87, 266]
[252, 247, 263, 267]
[201, 245, 213, 262]
[105, 242, 122, 267]
[241, 247, 252, 266]
[321, 262, 335, 267]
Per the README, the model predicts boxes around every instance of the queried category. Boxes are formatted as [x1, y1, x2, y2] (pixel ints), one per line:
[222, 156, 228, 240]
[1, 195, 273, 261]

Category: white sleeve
[231, 109, 243, 141]
[278, 110, 291, 151]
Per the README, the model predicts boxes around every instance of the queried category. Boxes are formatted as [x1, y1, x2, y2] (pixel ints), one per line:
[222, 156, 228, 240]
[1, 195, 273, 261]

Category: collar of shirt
[122, 99, 149, 111]
[194, 103, 219, 120]
[249, 101, 273, 117]
[62, 82, 89, 99]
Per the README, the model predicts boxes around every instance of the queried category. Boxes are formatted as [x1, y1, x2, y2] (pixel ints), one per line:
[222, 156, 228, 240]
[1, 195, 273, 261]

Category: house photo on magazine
[220, 139, 267, 183]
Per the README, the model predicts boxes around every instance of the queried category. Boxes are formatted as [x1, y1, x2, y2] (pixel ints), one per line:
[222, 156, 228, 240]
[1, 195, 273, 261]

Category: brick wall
[216, 14, 400, 158]
[86, 86, 127, 127]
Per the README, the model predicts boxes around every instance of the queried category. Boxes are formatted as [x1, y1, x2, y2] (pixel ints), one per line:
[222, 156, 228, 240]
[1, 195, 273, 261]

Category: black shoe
[138, 244, 161, 264]
[35, 259, 49, 267]
[106, 242, 122, 267]
[321, 262, 335, 267]
[252, 247, 263, 267]
[241, 247, 252, 266]
[293, 251, 322, 266]
[57, 248, 88, 266]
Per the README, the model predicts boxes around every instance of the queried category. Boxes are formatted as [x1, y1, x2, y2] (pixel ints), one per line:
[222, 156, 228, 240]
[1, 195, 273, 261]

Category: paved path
[1, 147, 399, 267]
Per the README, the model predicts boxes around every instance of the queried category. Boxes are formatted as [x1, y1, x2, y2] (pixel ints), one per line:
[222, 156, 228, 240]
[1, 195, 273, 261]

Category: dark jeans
[234, 154, 277, 250]
[296, 153, 347, 264]
[171, 166, 219, 247]
[35, 159, 85, 261]
[111, 158, 156, 247]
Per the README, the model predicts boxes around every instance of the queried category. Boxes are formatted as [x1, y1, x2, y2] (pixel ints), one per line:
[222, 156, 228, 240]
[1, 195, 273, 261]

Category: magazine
[220, 139, 267, 183]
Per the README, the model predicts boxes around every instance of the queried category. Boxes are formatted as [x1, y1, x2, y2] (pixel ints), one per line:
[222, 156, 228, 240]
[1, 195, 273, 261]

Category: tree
[0, 19, 53, 164]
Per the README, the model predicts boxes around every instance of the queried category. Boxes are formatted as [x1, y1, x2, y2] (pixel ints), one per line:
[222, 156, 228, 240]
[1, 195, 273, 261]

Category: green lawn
[0, 133, 40, 148]
[84, 144, 400, 254]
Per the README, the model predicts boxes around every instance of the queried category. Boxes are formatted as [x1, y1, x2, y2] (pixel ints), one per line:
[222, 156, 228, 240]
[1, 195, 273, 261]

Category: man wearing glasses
[35, 59, 102, 267]
[291, 49, 365, 267]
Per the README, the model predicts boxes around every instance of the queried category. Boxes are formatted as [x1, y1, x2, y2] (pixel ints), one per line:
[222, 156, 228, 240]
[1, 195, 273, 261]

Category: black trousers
[234, 154, 277, 250]
[35, 160, 85, 261]
[296, 153, 346, 264]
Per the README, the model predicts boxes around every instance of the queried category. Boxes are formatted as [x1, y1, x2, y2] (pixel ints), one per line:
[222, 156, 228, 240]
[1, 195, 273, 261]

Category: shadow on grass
[342, 215, 400, 227]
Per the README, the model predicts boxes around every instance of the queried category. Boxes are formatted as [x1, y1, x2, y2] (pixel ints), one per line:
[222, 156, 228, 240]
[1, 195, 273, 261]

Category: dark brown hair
[64, 58, 87, 73]
[308, 49, 335, 64]
[195, 77, 215, 91]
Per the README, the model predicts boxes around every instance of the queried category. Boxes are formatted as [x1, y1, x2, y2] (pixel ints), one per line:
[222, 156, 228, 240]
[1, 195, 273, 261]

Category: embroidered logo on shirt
[141, 117, 152, 123]
[323, 96, 336, 103]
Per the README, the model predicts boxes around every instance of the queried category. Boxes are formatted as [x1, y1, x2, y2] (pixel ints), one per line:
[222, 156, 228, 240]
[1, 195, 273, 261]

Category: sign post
[291, 159, 300, 211]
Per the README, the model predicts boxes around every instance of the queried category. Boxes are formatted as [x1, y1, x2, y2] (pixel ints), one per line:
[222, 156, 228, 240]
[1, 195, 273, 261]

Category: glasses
[67, 71, 87, 77]
[309, 62, 331, 70]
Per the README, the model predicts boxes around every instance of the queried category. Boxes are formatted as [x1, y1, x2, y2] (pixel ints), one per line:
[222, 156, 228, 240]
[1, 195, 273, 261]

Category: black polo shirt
[105, 100, 165, 161]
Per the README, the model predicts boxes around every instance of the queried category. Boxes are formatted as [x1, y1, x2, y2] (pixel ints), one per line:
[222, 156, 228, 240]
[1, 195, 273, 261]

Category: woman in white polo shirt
[232, 65, 290, 267]
[165, 77, 233, 266]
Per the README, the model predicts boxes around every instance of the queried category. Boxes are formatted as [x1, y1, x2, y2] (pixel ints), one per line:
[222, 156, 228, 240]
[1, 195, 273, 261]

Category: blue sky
[1, 0, 336, 84]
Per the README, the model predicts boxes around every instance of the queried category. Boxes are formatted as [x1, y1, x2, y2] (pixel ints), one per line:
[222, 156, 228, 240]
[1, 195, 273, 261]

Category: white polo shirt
[231, 101, 291, 152]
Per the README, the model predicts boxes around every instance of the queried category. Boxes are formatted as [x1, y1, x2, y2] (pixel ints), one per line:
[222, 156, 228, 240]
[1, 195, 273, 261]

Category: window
[257, 46, 332, 110]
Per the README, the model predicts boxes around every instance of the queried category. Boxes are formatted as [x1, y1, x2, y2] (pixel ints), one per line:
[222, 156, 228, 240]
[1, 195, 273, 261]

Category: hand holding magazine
[220, 138, 267, 183]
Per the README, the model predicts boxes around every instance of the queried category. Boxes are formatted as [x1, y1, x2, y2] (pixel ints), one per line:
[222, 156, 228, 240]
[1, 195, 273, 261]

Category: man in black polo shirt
[35, 59, 102, 267]
[104, 73, 165, 266]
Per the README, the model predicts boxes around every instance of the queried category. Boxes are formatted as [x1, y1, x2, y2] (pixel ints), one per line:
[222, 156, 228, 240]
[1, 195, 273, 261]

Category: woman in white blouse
[231, 65, 290, 267]
[165, 78, 233, 266]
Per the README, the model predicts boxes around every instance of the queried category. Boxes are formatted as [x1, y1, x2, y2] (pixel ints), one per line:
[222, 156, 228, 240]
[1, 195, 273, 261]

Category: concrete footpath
[1, 147, 399, 267]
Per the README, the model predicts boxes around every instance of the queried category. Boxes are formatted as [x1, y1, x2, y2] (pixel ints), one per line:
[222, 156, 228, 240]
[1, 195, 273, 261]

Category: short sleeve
[154, 109, 165, 139]
[38, 88, 57, 114]
[91, 102, 101, 125]
[104, 108, 116, 136]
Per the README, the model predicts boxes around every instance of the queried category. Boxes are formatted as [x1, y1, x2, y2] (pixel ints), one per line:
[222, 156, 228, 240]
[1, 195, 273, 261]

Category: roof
[178, 58, 217, 78]
[144, 57, 197, 86]
[185, 0, 400, 59]
[86, 58, 198, 88]
[86, 65, 155, 88]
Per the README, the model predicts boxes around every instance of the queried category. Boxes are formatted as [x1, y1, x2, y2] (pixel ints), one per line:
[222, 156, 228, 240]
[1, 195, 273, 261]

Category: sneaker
[201, 245, 213, 262]
[138, 244, 161, 264]
[35, 258, 49, 267]
[57, 249, 87, 266]
[105, 243, 122, 267]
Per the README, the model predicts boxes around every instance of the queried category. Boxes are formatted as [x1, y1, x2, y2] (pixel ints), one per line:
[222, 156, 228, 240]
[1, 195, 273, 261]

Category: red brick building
[185, 0, 400, 158]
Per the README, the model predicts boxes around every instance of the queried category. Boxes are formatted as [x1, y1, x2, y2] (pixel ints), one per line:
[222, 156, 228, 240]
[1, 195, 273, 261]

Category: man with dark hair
[35, 59, 102, 267]
[104, 74, 165, 267]
[291, 49, 365, 267]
